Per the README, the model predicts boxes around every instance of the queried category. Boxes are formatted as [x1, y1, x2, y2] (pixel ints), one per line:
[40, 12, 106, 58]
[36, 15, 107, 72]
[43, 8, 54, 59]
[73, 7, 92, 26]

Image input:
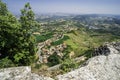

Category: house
[69, 51, 75, 58]
[42, 55, 48, 63]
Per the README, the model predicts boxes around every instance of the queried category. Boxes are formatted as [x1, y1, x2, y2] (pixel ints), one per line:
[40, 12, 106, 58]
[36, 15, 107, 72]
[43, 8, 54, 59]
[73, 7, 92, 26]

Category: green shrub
[0, 57, 15, 68]
[34, 63, 42, 69]
[47, 53, 61, 67]
[60, 59, 78, 72]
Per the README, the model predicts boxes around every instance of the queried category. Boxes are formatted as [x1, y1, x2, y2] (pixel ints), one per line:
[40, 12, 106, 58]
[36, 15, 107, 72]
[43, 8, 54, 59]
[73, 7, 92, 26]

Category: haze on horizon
[3, 0, 120, 15]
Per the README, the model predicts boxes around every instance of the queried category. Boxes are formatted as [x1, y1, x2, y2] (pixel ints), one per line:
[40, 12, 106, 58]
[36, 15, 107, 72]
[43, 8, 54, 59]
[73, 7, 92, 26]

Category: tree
[60, 59, 78, 72]
[0, 0, 22, 65]
[0, 0, 8, 15]
[20, 3, 38, 33]
[19, 3, 38, 65]
[48, 53, 61, 66]
[0, 1, 37, 66]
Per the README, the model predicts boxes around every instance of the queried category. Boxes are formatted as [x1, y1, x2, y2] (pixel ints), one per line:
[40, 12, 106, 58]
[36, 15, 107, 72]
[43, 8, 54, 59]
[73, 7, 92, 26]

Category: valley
[1, 0, 120, 80]
[31, 14, 120, 77]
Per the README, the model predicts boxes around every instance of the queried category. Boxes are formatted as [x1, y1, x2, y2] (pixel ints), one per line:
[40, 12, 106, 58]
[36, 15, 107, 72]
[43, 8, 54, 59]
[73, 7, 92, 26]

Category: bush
[47, 53, 61, 67]
[34, 63, 42, 69]
[60, 59, 78, 72]
[0, 57, 15, 68]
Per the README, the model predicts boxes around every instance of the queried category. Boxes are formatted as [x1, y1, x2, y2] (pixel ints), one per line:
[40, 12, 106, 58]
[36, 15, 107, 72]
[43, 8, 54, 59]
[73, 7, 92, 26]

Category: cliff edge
[0, 42, 120, 80]
[56, 42, 120, 80]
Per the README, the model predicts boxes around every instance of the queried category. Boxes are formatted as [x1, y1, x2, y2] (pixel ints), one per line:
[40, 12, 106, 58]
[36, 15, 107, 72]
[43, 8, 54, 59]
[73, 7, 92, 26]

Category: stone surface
[0, 66, 31, 80]
[0, 66, 54, 80]
[31, 73, 54, 80]
[56, 42, 120, 80]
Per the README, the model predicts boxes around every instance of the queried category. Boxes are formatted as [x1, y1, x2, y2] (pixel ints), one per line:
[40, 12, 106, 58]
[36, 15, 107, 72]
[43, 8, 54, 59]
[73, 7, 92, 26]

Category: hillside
[56, 42, 120, 80]
[0, 42, 120, 80]
[64, 29, 120, 57]
[1, 0, 120, 80]
[30, 14, 120, 77]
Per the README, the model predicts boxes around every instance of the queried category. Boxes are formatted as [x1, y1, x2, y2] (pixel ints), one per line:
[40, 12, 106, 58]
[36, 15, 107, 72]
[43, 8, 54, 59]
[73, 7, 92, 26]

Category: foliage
[47, 53, 61, 66]
[20, 3, 38, 33]
[0, 57, 15, 68]
[0, 0, 22, 64]
[64, 27, 120, 57]
[34, 63, 42, 69]
[62, 45, 72, 60]
[84, 49, 93, 59]
[52, 35, 70, 45]
[0, 1, 38, 66]
[0, 0, 8, 15]
[34, 32, 53, 42]
[18, 2, 38, 65]
[60, 59, 78, 72]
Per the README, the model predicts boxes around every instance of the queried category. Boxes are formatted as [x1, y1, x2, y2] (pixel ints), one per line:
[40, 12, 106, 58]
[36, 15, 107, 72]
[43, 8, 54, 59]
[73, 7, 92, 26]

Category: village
[35, 21, 78, 64]
[37, 33, 73, 63]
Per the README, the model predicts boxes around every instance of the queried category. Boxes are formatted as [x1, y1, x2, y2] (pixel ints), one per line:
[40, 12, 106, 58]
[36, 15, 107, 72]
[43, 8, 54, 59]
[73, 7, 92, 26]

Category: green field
[63, 28, 120, 57]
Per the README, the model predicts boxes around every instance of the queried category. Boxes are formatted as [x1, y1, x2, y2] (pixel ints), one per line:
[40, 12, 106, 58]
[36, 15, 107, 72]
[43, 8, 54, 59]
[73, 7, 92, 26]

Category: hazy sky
[3, 0, 120, 15]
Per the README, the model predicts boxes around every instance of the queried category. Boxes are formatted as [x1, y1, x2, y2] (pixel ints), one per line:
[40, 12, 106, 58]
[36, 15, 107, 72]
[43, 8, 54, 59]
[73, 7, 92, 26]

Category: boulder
[0, 66, 54, 80]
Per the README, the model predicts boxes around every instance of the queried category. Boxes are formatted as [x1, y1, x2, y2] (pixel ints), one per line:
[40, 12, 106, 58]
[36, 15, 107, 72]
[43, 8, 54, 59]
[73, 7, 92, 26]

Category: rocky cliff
[0, 42, 120, 80]
[56, 42, 120, 80]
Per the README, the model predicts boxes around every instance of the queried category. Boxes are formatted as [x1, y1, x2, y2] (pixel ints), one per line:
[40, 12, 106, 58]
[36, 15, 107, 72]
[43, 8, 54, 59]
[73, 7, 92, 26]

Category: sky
[3, 0, 120, 15]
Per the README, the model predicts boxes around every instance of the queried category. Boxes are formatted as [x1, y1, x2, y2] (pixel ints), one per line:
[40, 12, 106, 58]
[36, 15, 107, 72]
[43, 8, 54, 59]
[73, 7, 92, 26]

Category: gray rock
[0, 66, 54, 80]
[0, 66, 31, 80]
[31, 73, 54, 80]
[56, 42, 120, 80]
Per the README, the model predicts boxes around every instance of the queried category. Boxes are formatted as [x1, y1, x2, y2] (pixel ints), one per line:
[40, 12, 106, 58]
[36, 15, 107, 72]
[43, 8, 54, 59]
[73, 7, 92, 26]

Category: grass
[51, 35, 70, 46]
[32, 28, 120, 77]
[34, 32, 53, 43]
[63, 29, 120, 57]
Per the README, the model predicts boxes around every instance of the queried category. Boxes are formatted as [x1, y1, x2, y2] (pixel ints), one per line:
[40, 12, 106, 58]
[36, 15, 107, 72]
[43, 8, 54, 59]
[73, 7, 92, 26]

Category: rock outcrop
[0, 42, 120, 80]
[0, 66, 53, 80]
[56, 42, 120, 80]
[92, 42, 120, 56]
